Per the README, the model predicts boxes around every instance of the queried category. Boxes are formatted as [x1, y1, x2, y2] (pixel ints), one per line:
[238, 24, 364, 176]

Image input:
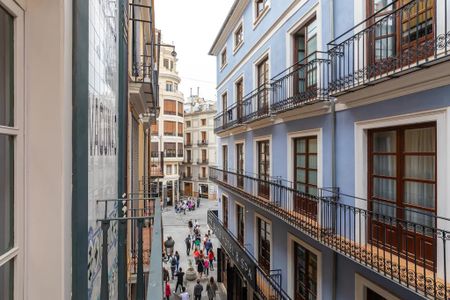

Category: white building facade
[180, 95, 217, 199]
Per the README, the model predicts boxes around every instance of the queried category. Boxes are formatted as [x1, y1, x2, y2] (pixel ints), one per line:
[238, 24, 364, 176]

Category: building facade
[150, 41, 184, 206]
[209, 0, 450, 300]
[180, 94, 218, 199]
[0, 0, 163, 299]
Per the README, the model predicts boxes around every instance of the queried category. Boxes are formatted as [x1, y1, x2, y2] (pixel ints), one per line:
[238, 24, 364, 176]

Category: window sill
[253, 6, 270, 30]
[233, 42, 244, 55]
[220, 62, 228, 72]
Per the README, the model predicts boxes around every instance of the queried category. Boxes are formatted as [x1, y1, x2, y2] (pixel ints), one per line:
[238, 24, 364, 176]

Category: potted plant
[185, 259, 197, 281]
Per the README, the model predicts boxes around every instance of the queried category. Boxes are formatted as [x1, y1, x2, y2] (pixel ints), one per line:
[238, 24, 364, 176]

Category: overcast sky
[155, 0, 235, 102]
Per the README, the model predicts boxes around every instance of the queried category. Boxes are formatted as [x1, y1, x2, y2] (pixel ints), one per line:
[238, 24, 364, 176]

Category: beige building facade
[150, 42, 184, 206]
[180, 95, 217, 199]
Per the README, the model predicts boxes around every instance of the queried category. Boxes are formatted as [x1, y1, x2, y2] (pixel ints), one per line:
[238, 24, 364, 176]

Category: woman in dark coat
[197, 257, 204, 278]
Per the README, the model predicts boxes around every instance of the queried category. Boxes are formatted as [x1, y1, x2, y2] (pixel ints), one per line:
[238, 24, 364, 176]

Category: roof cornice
[208, 0, 249, 56]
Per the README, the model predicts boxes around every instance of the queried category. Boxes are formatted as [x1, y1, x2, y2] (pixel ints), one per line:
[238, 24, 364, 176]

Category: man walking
[175, 267, 185, 293]
[180, 287, 190, 300]
[193, 279, 203, 300]
[185, 235, 191, 255]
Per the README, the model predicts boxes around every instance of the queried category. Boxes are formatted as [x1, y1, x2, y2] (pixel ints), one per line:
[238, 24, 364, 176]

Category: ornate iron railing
[271, 51, 331, 113]
[197, 140, 209, 146]
[207, 210, 292, 300]
[96, 197, 162, 300]
[214, 102, 240, 133]
[328, 0, 450, 95]
[210, 167, 450, 299]
[241, 85, 271, 123]
[197, 159, 209, 164]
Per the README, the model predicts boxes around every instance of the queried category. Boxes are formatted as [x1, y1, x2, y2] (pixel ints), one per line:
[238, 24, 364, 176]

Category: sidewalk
[162, 199, 226, 300]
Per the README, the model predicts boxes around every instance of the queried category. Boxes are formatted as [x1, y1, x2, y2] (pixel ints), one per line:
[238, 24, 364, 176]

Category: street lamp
[148, 42, 177, 57]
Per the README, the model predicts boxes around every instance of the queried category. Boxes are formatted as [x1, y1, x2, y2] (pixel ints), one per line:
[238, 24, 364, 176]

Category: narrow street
[162, 199, 226, 299]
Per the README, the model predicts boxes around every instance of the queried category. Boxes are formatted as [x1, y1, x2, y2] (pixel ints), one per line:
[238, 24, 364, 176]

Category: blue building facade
[208, 0, 450, 299]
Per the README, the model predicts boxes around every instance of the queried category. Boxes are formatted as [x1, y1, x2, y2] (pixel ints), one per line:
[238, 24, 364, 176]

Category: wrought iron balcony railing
[185, 142, 193, 147]
[96, 197, 163, 300]
[197, 140, 209, 146]
[241, 84, 271, 124]
[210, 167, 450, 299]
[197, 159, 209, 164]
[271, 51, 330, 114]
[214, 102, 240, 133]
[207, 210, 291, 300]
[328, 0, 450, 95]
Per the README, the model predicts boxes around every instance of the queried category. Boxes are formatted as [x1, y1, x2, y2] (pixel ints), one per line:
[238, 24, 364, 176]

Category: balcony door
[294, 242, 317, 300]
[367, 0, 434, 72]
[368, 123, 436, 268]
[293, 17, 318, 100]
[223, 145, 228, 182]
[293, 136, 318, 220]
[236, 143, 244, 189]
[257, 140, 270, 199]
[256, 58, 269, 116]
[222, 92, 228, 127]
[236, 78, 244, 121]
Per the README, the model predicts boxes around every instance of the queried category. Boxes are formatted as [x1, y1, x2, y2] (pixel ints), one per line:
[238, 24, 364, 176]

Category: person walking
[193, 279, 203, 300]
[185, 235, 191, 256]
[205, 238, 212, 255]
[180, 287, 190, 300]
[188, 219, 193, 234]
[203, 258, 209, 276]
[165, 281, 171, 300]
[163, 267, 170, 282]
[197, 256, 204, 279]
[164, 236, 175, 257]
[206, 277, 219, 300]
[174, 251, 180, 272]
[208, 249, 215, 271]
[175, 267, 185, 293]
[169, 255, 177, 280]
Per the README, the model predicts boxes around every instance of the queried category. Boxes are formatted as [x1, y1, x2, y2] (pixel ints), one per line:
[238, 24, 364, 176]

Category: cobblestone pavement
[162, 199, 226, 300]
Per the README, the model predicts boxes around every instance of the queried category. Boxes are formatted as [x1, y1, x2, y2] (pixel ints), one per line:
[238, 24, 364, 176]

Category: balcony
[207, 210, 291, 300]
[185, 142, 193, 147]
[180, 173, 193, 180]
[210, 167, 450, 299]
[214, 51, 331, 134]
[271, 51, 330, 114]
[96, 196, 163, 300]
[214, 102, 241, 133]
[197, 158, 209, 164]
[328, 0, 450, 96]
[197, 140, 209, 146]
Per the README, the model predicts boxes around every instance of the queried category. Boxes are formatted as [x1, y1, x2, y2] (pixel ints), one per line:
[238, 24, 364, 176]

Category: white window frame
[234, 139, 245, 172]
[253, 135, 272, 200]
[220, 46, 228, 71]
[354, 108, 450, 279]
[254, 212, 273, 271]
[233, 74, 245, 107]
[253, 0, 271, 29]
[355, 273, 400, 300]
[235, 201, 245, 244]
[233, 20, 244, 54]
[0, 1, 25, 299]
[287, 233, 322, 300]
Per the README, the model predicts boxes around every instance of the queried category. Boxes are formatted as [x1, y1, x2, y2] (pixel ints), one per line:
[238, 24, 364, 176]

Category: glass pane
[404, 127, 435, 152]
[296, 139, 306, 153]
[0, 6, 14, 127]
[372, 201, 396, 219]
[373, 131, 396, 152]
[405, 155, 435, 180]
[308, 154, 317, 169]
[0, 135, 14, 255]
[296, 183, 306, 193]
[404, 181, 435, 209]
[405, 208, 435, 233]
[373, 155, 396, 176]
[308, 186, 318, 196]
[373, 177, 396, 201]
[374, 0, 394, 12]
[296, 154, 306, 168]
[0, 259, 13, 300]
[296, 169, 306, 183]
[308, 170, 317, 185]
[375, 37, 395, 60]
[308, 138, 317, 153]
